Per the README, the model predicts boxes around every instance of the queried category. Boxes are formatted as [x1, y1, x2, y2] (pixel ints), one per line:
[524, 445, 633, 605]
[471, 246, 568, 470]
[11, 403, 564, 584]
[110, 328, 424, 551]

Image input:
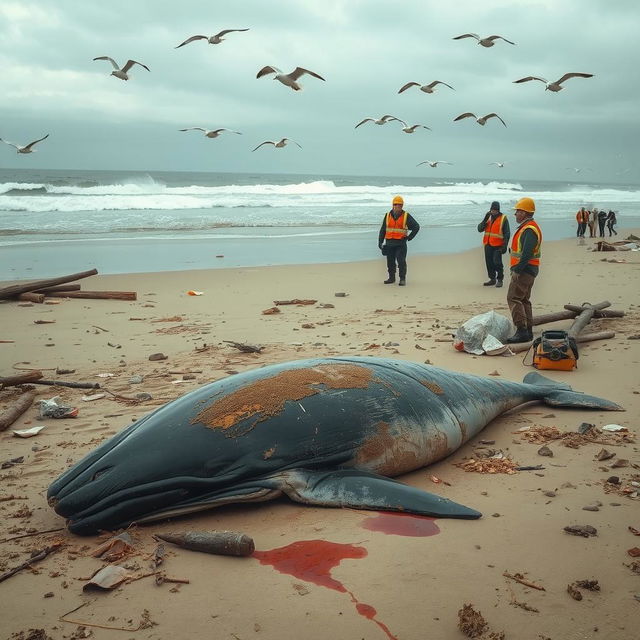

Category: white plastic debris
[38, 396, 78, 418]
[601, 424, 626, 432]
[453, 310, 512, 355]
[13, 426, 46, 438]
[82, 393, 106, 402]
[96, 372, 115, 378]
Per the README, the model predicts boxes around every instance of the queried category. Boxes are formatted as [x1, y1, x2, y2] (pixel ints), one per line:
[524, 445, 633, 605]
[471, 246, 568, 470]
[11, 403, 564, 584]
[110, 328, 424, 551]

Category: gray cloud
[0, 0, 638, 182]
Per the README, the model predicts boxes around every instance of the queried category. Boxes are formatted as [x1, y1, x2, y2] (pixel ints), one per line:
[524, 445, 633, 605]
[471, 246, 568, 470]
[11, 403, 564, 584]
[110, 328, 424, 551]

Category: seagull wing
[418, 124, 432, 130]
[488, 35, 515, 44]
[179, 127, 206, 132]
[22, 134, 49, 151]
[416, 161, 430, 167]
[122, 60, 150, 73]
[175, 35, 209, 48]
[485, 113, 507, 127]
[355, 118, 375, 128]
[398, 82, 420, 94]
[513, 76, 547, 84]
[93, 56, 119, 69]
[252, 141, 275, 151]
[429, 80, 455, 90]
[453, 33, 479, 40]
[0, 138, 20, 150]
[437, 161, 452, 165]
[555, 72, 594, 85]
[215, 28, 250, 37]
[454, 112, 476, 122]
[380, 115, 401, 123]
[214, 129, 242, 135]
[283, 138, 303, 148]
[290, 67, 325, 81]
[257, 65, 280, 79]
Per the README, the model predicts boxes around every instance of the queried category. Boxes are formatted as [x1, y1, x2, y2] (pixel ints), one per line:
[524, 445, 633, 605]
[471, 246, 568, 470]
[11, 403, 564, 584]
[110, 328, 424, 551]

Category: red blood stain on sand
[253, 539, 398, 640]
[360, 511, 440, 537]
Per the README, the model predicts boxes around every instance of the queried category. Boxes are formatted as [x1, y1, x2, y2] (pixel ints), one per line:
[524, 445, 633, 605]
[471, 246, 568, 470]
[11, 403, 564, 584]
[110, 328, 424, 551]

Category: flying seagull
[453, 33, 515, 47]
[489, 161, 505, 167]
[354, 115, 402, 128]
[256, 66, 325, 91]
[175, 29, 249, 48]
[0, 134, 49, 154]
[417, 160, 452, 168]
[398, 80, 455, 94]
[513, 73, 594, 92]
[93, 57, 150, 80]
[179, 127, 242, 138]
[454, 112, 507, 127]
[396, 121, 432, 134]
[252, 138, 302, 152]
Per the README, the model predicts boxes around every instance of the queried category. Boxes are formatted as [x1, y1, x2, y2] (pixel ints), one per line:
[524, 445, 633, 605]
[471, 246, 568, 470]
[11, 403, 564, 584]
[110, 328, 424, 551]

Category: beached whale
[47, 357, 623, 535]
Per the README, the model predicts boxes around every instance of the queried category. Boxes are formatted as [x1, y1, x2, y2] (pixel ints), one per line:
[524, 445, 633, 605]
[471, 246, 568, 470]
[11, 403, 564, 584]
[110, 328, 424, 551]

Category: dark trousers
[507, 271, 536, 329]
[386, 242, 407, 278]
[607, 222, 617, 236]
[484, 245, 504, 281]
[598, 220, 606, 237]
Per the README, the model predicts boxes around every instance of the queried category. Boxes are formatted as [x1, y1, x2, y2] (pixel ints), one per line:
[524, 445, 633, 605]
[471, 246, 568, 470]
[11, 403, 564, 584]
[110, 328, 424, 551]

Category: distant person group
[378, 194, 541, 344]
[575, 207, 617, 238]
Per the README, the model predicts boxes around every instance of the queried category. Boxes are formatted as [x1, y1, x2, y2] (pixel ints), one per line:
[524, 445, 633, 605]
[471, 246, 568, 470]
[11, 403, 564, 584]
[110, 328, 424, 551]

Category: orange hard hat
[514, 197, 535, 213]
[392, 195, 404, 205]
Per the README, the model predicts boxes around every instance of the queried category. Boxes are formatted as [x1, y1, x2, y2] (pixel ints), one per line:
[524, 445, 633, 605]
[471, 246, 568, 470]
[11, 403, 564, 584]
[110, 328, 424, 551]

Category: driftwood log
[564, 304, 624, 318]
[223, 340, 263, 353]
[45, 290, 137, 301]
[34, 379, 100, 390]
[567, 302, 612, 338]
[0, 543, 63, 584]
[33, 284, 82, 294]
[17, 292, 45, 304]
[532, 310, 576, 326]
[509, 330, 615, 354]
[0, 371, 43, 388]
[0, 390, 37, 432]
[0, 269, 98, 300]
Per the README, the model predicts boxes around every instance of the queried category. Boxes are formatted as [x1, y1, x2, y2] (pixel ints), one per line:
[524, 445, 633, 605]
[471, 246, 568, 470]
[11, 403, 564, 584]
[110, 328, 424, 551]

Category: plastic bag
[453, 310, 512, 355]
[38, 396, 78, 419]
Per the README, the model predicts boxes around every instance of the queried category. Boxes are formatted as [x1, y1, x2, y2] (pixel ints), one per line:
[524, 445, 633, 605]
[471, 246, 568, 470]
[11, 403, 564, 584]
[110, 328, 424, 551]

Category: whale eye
[91, 466, 112, 481]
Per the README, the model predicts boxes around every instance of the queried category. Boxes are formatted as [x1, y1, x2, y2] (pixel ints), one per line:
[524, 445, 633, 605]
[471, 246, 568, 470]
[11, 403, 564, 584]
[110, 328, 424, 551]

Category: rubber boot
[483, 279, 496, 286]
[506, 327, 531, 344]
[495, 279, 503, 288]
[525, 327, 534, 341]
[384, 276, 396, 284]
[398, 279, 406, 286]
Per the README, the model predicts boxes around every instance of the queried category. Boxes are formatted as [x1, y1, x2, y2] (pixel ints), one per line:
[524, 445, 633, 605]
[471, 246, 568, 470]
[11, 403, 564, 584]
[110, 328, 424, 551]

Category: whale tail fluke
[523, 371, 624, 411]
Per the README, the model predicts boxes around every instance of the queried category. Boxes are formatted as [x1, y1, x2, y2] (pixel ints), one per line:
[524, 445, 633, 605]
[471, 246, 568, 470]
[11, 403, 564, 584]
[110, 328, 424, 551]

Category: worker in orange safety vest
[378, 195, 420, 286]
[477, 200, 510, 288]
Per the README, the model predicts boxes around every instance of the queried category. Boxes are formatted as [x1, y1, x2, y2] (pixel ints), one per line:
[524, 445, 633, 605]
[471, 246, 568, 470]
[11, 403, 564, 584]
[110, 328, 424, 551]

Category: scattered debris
[274, 299, 317, 306]
[148, 353, 168, 361]
[12, 425, 46, 438]
[262, 307, 281, 315]
[0, 543, 64, 583]
[83, 565, 132, 590]
[564, 525, 598, 538]
[628, 547, 640, 557]
[537, 445, 553, 457]
[503, 571, 545, 591]
[334, 292, 348, 297]
[455, 458, 519, 474]
[38, 397, 78, 419]
[91, 532, 135, 562]
[155, 530, 255, 557]
[223, 341, 263, 353]
[595, 448, 615, 461]
[567, 583, 583, 600]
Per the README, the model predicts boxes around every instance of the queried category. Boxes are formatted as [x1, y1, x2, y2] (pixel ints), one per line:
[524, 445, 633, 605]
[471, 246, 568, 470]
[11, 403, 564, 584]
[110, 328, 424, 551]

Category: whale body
[47, 357, 623, 535]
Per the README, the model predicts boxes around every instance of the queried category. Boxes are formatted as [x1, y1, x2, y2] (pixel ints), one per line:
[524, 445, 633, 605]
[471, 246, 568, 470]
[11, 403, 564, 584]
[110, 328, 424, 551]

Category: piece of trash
[429, 475, 442, 484]
[627, 547, 640, 557]
[606, 476, 620, 485]
[595, 449, 615, 461]
[171, 380, 186, 384]
[129, 375, 144, 384]
[149, 352, 168, 361]
[567, 583, 583, 601]
[82, 393, 106, 402]
[629, 527, 640, 536]
[96, 373, 115, 378]
[262, 307, 281, 315]
[135, 392, 153, 401]
[13, 426, 46, 438]
[155, 530, 255, 557]
[83, 564, 131, 590]
[453, 310, 512, 355]
[334, 292, 348, 297]
[38, 397, 78, 419]
[91, 532, 135, 562]
[611, 459, 629, 468]
[601, 424, 626, 432]
[564, 525, 598, 538]
[577, 422, 594, 434]
[575, 579, 600, 591]
[187, 290, 203, 296]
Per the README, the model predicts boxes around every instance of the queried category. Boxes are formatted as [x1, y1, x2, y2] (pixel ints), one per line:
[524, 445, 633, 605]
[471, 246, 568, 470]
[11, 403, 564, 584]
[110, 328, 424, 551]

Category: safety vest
[510, 219, 542, 267]
[385, 211, 408, 240]
[482, 214, 506, 247]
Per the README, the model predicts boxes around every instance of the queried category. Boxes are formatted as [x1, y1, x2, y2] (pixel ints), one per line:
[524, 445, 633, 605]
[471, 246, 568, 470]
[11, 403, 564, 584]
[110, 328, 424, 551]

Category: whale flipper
[523, 372, 624, 411]
[276, 468, 482, 519]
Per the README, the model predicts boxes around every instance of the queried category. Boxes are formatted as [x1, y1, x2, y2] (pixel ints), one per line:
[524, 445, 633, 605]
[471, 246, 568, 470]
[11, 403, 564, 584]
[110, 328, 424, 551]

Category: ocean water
[1, 168, 639, 279]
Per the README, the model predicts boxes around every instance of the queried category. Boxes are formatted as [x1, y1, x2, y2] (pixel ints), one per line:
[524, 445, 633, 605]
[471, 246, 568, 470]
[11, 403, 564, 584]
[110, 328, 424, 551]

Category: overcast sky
[0, 0, 638, 182]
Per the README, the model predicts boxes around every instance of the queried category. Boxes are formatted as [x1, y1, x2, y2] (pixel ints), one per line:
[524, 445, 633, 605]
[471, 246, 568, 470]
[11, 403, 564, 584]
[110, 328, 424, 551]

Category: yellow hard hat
[513, 197, 535, 213]
[392, 195, 404, 205]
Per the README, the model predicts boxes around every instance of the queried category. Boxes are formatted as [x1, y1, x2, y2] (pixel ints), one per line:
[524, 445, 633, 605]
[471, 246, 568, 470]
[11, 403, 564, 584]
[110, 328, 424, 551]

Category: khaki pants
[507, 271, 536, 329]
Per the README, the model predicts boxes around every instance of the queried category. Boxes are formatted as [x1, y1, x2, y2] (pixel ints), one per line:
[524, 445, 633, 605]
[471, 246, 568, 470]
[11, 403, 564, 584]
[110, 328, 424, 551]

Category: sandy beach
[1, 232, 639, 640]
